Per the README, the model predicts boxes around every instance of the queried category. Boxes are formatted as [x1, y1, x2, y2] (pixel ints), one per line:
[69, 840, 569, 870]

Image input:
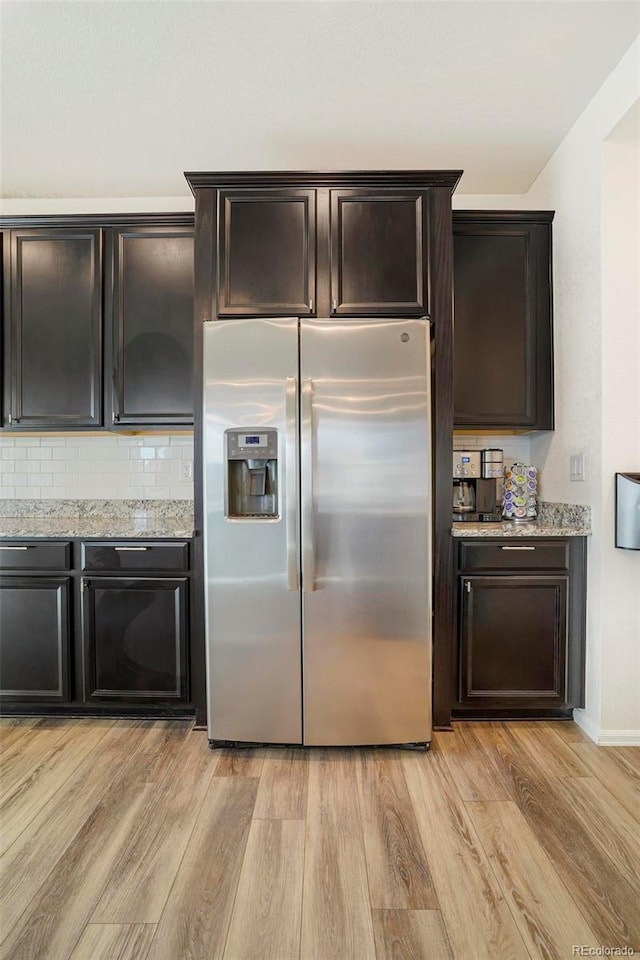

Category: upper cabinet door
[453, 216, 553, 430]
[8, 228, 103, 428]
[330, 190, 427, 315]
[112, 226, 194, 426]
[218, 189, 316, 315]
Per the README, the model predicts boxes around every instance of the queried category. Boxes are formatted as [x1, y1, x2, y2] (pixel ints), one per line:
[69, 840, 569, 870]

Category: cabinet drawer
[0, 541, 71, 571]
[459, 540, 569, 572]
[81, 542, 189, 572]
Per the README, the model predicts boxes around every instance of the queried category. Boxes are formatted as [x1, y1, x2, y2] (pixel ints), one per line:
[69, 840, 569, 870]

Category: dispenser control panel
[453, 450, 481, 478]
[226, 429, 278, 460]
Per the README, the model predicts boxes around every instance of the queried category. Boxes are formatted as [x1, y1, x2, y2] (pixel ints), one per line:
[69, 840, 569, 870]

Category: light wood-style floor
[0, 718, 638, 960]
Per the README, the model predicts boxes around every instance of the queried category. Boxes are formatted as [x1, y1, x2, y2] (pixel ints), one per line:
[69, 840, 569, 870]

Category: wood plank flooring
[0, 718, 638, 960]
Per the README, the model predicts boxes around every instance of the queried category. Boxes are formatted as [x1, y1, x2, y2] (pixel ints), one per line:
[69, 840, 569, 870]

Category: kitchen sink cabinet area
[452, 211, 554, 431]
[1, 214, 194, 431]
[453, 536, 587, 718]
[0, 538, 193, 715]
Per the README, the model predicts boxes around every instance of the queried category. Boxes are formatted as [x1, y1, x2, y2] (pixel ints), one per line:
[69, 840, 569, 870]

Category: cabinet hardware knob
[500, 545, 536, 550]
[114, 546, 149, 552]
[465, 580, 471, 593]
[0, 545, 30, 551]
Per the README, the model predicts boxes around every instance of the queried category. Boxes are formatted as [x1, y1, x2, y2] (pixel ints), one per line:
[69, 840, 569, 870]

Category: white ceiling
[1, 1, 638, 198]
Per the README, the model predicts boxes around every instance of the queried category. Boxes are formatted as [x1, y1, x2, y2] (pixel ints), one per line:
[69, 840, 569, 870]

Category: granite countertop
[0, 498, 590, 541]
[0, 500, 195, 540]
[452, 502, 591, 538]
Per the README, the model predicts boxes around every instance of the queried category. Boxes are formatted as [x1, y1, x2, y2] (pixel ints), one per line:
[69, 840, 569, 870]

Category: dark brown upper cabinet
[111, 225, 194, 426]
[453, 212, 554, 431]
[213, 183, 431, 318]
[1, 214, 195, 431]
[330, 190, 427, 315]
[218, 189, 316, 315]
[6, 228, 103, 429]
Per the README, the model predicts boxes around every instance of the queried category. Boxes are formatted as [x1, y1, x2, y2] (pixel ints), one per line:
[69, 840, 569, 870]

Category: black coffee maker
[453, 449, 503, 522]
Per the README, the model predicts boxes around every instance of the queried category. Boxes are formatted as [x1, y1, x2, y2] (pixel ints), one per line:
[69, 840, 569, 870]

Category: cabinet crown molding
[0, 213, 194, 228]
[453, 210, 554, 222]
[184, 170, 463, 193]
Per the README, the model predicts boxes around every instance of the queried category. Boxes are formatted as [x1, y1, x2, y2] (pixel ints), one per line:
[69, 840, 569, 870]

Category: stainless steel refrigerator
[203, 317, 432, 747]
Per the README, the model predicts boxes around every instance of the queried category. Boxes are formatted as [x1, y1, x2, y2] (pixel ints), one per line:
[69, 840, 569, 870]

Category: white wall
[524, 42, 640, 743]
[599, 104, 640, 735]
[457, 41, 640, 742]
[0, 197, 194, 215]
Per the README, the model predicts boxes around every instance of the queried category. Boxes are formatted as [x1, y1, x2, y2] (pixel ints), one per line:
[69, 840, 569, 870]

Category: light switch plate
[570, 453, 585, 482]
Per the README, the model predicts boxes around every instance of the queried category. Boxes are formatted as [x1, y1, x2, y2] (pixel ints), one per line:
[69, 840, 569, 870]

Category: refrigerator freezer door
[300, 318, 432, 745]
[203, 318, 302, 743]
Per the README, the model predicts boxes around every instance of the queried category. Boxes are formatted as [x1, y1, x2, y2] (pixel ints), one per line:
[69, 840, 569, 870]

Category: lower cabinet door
[0, 576, 70, 700]
[459, 575, 568, 707]
[82, 577, 188, 701]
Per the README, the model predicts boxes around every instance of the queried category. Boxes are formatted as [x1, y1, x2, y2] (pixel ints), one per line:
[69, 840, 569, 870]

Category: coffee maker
[453, 449, 503, 522]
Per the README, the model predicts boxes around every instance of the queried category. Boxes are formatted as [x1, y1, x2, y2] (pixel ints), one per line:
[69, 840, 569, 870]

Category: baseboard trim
[595, 730, 640, 746]
[573, 710, 640, 745]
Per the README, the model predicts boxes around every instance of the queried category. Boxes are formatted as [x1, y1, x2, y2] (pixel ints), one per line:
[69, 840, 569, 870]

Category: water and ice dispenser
[225, 429, 279, 518]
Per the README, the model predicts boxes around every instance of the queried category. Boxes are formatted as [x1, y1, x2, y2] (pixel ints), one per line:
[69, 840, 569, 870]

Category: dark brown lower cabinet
[454, 537, 586, 718]
[0, 538, 193, 715]
[82, 577, 188, 702]
[459, 575, 567, 707]
[0, 576, 70, 701]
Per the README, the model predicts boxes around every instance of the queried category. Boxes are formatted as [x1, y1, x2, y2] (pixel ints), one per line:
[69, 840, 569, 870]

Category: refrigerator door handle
[301, 377, 315, 592]
[285, 376, 299, 591]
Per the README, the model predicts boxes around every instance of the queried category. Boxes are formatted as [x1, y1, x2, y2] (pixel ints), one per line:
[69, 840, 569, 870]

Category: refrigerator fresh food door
[300, 318, 432, 745]
[203, 318, 302, 743]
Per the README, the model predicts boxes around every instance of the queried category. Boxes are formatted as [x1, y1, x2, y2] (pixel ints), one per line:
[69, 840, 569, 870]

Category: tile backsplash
[1, 431, 531, 502]
[0, 435, 194, 500]
[453, 434, 532, 469]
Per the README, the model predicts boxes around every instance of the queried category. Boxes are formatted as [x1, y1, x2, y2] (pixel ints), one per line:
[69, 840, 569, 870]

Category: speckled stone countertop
[452, 502, 591, 538]
[0, 500, 195, 540]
